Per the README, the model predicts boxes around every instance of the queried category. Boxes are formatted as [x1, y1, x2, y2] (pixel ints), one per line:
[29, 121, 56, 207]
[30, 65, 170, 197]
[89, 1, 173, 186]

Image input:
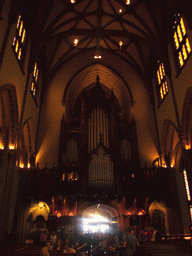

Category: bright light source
[74, 39, 78, 46]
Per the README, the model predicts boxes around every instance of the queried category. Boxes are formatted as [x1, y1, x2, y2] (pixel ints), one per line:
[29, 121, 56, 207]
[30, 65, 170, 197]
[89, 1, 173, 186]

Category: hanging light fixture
[94, 35, 102, 59]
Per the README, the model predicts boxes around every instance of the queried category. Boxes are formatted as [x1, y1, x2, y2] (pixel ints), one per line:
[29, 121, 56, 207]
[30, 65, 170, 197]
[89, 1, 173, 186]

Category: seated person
[49, 231, 57, 249]
[56, 238, 62, 250]
[63, 243, 76, 253]
[40, 242, 50, 256]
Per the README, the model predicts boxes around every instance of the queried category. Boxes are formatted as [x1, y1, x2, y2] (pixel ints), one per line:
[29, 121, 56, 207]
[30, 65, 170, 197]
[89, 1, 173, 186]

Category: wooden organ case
[58, 76, 140, 198]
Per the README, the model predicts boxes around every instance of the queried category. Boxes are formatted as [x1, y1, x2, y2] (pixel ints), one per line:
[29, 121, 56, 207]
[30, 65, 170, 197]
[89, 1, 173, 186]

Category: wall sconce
[19, 163, 24, 168]
[9, 145, 15, 150]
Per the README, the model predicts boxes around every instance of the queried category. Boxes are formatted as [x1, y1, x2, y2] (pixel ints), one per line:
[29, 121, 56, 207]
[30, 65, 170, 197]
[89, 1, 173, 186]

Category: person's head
[40, 247, 49, 256]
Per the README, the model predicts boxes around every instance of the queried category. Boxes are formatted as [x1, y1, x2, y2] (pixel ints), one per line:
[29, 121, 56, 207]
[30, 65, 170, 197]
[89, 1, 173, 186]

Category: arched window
[30, 62, 39, 103]
[156, 61, 168, 103]
[12, 14, 27, 70]
[173, 14, 191, 69]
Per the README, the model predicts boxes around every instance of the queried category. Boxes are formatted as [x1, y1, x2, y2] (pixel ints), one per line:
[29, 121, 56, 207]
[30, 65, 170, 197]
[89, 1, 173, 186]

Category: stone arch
[29, 201, 50, 222]
[161, 120, 180, 168]
[149, 200, 169, 235]
[20, 118, 35, 168]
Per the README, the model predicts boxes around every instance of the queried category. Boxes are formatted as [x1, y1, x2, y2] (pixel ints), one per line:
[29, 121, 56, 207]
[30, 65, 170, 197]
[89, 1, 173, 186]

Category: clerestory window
[12, 15, 27, 71]
[173, 14, 191, 69]
[156, 61, 168, 103]
[30, 62, 39, 102]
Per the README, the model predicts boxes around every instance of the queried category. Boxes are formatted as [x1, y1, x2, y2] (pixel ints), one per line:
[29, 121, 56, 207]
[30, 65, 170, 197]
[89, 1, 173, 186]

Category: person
[76, 232, 90, 256]
[151, 228, 157, 242]
[144, 227, 153, 242]
[40, 242, 50, 256]
[56, 238, 62, 250]
[123, 229, 139, 256]
[63, 243, 77, 253]
[49, 231, 57, 248]
[108, 235, 119, 256]
[40, 230, 48, 247]
[138, 230, 146, 242]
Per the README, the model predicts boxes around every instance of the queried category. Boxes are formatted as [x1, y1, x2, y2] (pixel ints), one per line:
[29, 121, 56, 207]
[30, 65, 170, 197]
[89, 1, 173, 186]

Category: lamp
[94, 32, 102, 59]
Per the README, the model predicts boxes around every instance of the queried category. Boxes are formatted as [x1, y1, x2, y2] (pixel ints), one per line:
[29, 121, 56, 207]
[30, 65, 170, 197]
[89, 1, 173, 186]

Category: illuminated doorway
[81, 204, 118, 233]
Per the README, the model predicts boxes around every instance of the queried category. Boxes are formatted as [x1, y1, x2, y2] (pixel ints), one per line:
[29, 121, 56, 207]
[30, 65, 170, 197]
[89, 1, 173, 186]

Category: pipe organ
[58, 75, 140, 194]
[65, 138, 78, 164]
[88, 106, 109, 152]
[89, 146, 114, 188]
[88, 106, 114, 188]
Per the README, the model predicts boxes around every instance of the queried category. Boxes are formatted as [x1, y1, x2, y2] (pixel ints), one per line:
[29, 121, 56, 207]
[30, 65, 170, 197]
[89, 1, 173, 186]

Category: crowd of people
[39, 227, 159, 256]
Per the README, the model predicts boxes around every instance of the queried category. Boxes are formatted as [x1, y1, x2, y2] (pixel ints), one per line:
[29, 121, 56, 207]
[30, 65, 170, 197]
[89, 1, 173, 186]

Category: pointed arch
[161, 120, 180, 167]
[20, 118, 35, 168]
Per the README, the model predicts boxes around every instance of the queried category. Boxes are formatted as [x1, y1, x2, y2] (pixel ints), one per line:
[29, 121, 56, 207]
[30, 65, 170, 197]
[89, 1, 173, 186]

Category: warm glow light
[183, 169, 191, 201]
[177, 24, 183, 42]
[27, 163, 30, 168]
[71, 0, 75, 3]
[94, 53, 102, 59]
[185, 144, 191, 150]
[38, 202, 45, 209]
[74, 39, 78, 46]
[19, 21, 23, 37]
[20, 163, 24, 168]
[21, 29, 26, 43]
[119, 41, 123, 46]
[9, 145, 15, 150]
[190, 206, 192, 221]
[179, 51, 184, 67]
[126, 0, 130, 5]
[57, 212, 62, 217]
[180, 17, 186, 36]
[174, 31, 179, 49]
[17, 16, 21, 29]
[119, 9, 123, 13]
[186, 38, 191, 54]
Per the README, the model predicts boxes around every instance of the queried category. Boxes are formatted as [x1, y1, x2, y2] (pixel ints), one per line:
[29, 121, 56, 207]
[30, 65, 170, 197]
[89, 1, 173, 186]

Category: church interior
[1, 0, 192, 243]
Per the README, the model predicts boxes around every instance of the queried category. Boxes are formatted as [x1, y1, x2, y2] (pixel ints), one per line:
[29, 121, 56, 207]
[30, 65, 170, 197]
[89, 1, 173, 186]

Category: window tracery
[173, 14, 191, 69]
[156, 61, 168, 103]
[12, 15, 26, 68]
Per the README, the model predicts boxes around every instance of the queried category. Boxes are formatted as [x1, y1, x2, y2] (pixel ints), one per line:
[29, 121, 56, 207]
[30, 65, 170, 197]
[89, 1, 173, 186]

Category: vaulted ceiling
[28, 0, 170, 108]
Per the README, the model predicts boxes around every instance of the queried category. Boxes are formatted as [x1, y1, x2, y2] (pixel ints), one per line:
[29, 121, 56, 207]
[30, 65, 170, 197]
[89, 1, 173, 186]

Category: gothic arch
[161, 119, 180, 167]
[149, 200, 168, 235]
[20, 118, 35, 168]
